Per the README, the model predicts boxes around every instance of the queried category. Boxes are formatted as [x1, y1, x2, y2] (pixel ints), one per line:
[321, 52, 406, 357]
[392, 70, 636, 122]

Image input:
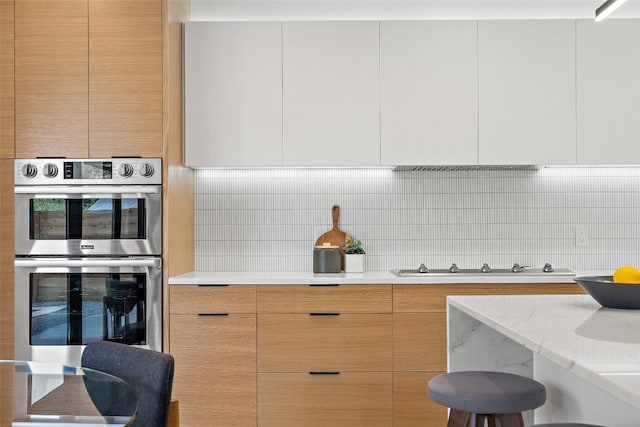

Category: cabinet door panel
[0, 0, 14, 158]
[478, 20, 576, 165]
[170, 285, 256, 314]
[257, 284, 392, 313]
[184, 22, 283, 167]
[393, 313, 446, 371]
[89, 0, 162, 158]
[577, 19, 640, 164]
[0, 159, 14, 359]
[170, 314, 256, 427]
[393, 283, 584, 312]
[283, 21, 380, 166]
[15, 0, 88, 158]
[258, 372, 392, 427]
[394, 372, 448, 427]
[380, 21, 478, 166]
[258, 314, 392, 372]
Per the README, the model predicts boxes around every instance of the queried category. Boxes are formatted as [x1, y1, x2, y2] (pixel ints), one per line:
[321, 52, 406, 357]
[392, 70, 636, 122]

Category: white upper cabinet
[183, 22, 283, 167]
[478, 20, 576, 165]
[577, 19, 640, 165]
[282, 21, 380, 166]
[380, 21, 478, 166]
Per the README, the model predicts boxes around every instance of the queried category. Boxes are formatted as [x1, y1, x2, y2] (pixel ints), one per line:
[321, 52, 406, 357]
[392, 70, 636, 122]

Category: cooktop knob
[449, 263, 460, 273]
[118, 163, 134, 178]
[417, 263, 429, 273]
[480, 263, 492, 273]
[139, 162, 155, 178]
[42, 163, 58, 178]
[21, 163, 38, 178]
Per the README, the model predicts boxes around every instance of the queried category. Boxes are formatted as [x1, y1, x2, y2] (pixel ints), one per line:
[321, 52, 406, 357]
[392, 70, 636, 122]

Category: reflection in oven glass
[30, 198, 145, 240]
[30, 273, 147, 346]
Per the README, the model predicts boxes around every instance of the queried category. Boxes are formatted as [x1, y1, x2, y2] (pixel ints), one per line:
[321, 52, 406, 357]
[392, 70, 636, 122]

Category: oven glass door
[15, 258, 162, 365]
[30, 197, 145, 240]
[15, 185, 162, 256]
[31, 272, 147, 346]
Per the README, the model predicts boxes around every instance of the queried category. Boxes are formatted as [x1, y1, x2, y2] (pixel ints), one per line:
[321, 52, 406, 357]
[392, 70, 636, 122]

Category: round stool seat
[428, 371, 546, 414]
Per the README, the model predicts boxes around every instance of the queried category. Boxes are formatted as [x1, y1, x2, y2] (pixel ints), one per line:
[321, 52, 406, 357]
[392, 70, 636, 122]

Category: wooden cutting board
[315, 205, 349, 268]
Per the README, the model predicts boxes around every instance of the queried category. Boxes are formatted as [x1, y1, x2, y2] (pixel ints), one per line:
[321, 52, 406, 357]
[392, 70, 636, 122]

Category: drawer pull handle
[309, 284, 339, 287]
[309, 313, 340, 316]
[197, 284, 229, 287]
[309, 371, 340, 375]
[198, 313, 229, 317]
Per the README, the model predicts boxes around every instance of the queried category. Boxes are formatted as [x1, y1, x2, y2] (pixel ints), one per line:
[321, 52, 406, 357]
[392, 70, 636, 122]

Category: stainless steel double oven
[14, 158, 163, 365]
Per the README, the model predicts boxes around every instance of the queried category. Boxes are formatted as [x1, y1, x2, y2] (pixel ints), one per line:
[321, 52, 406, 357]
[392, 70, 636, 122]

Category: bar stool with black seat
[428, 370, 547, 427]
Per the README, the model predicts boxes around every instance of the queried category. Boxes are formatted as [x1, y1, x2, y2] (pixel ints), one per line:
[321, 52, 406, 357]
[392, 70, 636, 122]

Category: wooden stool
[428, 371, 547, 427]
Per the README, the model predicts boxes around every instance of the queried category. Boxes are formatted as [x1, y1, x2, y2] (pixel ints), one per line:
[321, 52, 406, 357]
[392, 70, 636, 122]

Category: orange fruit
[612, 266, 640, 284]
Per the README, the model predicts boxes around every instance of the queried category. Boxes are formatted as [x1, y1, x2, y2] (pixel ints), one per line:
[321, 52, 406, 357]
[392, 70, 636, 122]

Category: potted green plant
[343, 237, 365, 273]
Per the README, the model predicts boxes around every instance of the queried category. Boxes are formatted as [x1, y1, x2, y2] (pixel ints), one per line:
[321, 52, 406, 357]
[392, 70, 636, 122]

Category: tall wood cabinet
[13, 0, 162, 159]
[0, 0, 14, 158]
[15, 0, 88, 158]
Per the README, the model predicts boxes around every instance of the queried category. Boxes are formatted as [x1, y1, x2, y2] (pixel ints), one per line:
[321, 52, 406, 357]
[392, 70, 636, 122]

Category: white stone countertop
[448, 294, 640, 412]
[168, 270, 577, 285]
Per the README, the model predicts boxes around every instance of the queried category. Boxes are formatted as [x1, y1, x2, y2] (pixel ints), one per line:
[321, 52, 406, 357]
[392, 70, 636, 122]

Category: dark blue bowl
[575, 276, 640, 309]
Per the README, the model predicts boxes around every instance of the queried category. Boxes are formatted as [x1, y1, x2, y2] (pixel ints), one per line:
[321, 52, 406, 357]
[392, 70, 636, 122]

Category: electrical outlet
[575, 226, 589, 247]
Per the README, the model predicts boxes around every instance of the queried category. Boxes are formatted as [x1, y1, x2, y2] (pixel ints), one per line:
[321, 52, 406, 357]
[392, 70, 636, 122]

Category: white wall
[194, 167, 640, 274]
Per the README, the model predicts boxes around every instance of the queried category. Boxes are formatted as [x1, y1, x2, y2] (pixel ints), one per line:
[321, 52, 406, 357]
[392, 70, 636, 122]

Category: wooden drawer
[394, 372, 447, 427]
[393, 313, 446, 371]
[170, 285, 256, 314]
[257, 284, 392, 313]
[393, 283, 584, 312]
[258, 313, 392, 372]
[170, 313, 256, 427]
[258, 372, 392, 427]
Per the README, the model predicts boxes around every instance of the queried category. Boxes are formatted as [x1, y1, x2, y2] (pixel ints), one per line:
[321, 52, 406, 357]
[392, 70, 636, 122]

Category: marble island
[448, 294, 640, 426]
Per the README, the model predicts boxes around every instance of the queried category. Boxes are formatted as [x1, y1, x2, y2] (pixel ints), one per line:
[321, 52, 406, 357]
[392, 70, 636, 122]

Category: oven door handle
[14, 185, 161, 195]
[14, 258, 161, 268]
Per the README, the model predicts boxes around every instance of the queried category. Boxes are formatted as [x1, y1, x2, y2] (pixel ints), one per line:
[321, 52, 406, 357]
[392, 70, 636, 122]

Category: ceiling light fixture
[595, 0, 629, 21]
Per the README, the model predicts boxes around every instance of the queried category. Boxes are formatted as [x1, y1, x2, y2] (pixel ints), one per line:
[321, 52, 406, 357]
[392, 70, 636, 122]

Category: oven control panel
[14, 158, 162, 185]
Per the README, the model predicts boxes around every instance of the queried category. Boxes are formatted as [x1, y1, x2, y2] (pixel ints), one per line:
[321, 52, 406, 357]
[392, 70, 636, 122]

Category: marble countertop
[448, 294, 640, 411]
[168, 270, 577, 285]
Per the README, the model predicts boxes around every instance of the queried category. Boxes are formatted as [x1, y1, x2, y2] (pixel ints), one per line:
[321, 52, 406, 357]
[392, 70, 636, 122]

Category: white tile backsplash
[193, 167, 640, 273]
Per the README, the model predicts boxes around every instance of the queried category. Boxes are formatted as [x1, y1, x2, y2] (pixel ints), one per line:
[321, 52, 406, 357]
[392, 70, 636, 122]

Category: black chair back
[82, 340, 174, 427]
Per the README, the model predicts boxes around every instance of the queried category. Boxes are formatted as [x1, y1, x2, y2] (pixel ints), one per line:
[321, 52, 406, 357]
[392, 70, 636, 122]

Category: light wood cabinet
[88, 0, 162, 158]
[256, 284, 392, 426]
[576, 19, 640, 165]
[170, 285, 257, 427]
[0, 0, 14, 158]
[282, 21, 380, 166]
[14, 0, 162, 159]
[170, 282, 584, 426]
[380, 21, 478, 166]
[392, 282, 585, 426]
[15, 0, 89, 158]
[258, 313, 392, 372]
[478, 20, 576, 165]
[0, 159, 14, 359]
[257, 284, 392, 313]
[183, 22, 283, 167]
[258, 372, 393, 427]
